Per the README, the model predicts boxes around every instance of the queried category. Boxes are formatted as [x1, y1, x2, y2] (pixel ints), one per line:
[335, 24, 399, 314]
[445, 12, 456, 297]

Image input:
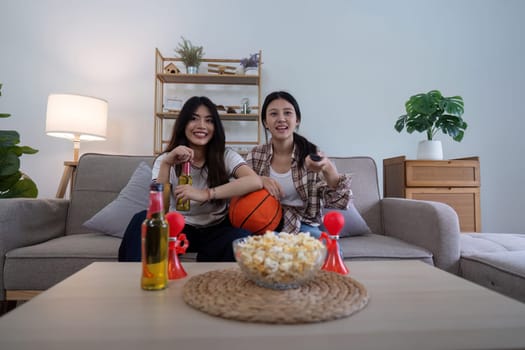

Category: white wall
[1, 0, 524, 233]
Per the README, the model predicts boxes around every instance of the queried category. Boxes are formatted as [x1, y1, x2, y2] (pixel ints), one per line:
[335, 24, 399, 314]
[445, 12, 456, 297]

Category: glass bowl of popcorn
[232, 232, 327, 290]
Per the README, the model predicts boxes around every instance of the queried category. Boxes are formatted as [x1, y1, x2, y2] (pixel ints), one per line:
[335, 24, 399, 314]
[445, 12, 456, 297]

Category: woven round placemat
[183, 268, 369, 324]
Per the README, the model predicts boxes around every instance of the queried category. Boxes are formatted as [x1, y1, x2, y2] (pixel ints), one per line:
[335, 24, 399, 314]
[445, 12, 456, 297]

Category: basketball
[229, 189, 282, 235]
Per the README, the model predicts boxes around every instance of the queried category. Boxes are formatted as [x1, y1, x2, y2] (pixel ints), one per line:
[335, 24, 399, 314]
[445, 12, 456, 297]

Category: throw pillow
[83, 161, 152, 238]
[320, 203, 371, 237]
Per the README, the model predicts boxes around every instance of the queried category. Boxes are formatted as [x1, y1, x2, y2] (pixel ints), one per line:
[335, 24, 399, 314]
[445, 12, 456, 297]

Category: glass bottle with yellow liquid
[141, 182, 169, 290]
[176, 161, 192, 211]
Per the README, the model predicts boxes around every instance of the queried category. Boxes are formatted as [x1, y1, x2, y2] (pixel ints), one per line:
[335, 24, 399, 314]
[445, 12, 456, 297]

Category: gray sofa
[0, 153, 462, 302]
[459, 233, 525, 303]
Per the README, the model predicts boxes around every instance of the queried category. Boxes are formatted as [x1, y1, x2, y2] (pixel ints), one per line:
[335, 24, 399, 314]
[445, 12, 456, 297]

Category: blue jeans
[299, 223, 323, 239]
[118, 210, 250, 262]
[300, 222, 344, 258]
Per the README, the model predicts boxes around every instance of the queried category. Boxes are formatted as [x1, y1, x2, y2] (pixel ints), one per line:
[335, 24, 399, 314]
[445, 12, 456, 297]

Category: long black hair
[261, 91, 317, 168]
[164, 96, 229, 188]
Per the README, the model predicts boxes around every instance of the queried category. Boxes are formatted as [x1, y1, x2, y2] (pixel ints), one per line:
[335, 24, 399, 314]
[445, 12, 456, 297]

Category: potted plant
[240, 53, 259, 75]
[0, 83, 39, 198]
[394, 90, 467, 160]
[174, 36, 204, 74]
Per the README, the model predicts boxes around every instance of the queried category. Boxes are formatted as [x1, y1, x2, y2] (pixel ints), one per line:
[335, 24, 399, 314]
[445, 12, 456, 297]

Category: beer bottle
[141, 182, 169, 290]
[176, 162, 192, 211]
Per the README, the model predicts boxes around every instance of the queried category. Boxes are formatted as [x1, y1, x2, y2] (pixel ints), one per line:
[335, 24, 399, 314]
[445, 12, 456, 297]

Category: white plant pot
[186, 66, 198, 74]
[244, 67, 258, 75]
[417, 140, 443, 160]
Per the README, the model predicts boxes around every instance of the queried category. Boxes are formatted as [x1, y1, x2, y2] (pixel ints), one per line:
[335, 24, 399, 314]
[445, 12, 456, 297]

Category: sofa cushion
[460, 252, 525, 303]
[460, 233, 525, 303]
[66, 154, 154, 235]
[339, 233, 433, 264]
[320, 203, 371, 237]
[83, 162, 151, 238]
[4, 233, 120, 290]
[460, 233, 525, 254]
[329, 157, 382, 235]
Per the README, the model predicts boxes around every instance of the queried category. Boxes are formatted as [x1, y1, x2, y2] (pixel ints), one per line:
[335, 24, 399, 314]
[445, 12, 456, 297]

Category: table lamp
[45, 94, 108, 197]
[46, 93, 108, 161]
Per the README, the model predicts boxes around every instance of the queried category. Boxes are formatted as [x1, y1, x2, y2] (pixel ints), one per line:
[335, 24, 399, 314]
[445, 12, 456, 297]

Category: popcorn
[234, 231, 326, 286]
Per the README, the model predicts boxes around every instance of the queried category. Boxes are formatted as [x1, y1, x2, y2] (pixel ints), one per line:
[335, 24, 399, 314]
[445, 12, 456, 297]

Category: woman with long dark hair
[119, 96, 261, 262]
[246, 91, 351, 237]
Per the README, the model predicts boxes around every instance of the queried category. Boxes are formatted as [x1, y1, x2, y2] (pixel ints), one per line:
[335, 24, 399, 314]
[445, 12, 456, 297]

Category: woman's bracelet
[206, 187, 217, 202]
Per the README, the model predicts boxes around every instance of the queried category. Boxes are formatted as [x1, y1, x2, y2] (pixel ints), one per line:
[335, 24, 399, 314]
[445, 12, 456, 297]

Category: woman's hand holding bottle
[164, 145, 194, 166]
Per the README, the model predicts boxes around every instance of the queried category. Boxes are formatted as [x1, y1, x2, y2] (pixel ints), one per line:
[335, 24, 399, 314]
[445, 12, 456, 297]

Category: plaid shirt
[246, 143, 352, 233]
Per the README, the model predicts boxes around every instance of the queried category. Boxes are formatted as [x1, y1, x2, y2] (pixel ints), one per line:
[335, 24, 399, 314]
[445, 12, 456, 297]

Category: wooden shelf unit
[157, 73, 259, 85]
[383, 155, 481, 232]
[154, 48, 262, 155]
[157, 111, 259, 121]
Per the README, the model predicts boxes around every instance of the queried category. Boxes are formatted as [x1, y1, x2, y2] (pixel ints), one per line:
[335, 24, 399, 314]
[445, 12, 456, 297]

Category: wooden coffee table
[1, 261, 524, 350]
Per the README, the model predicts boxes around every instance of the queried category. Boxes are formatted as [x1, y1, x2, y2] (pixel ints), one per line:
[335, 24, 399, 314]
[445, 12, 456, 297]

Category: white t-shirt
[152, 148, 246, 227]
[269, 166, 304, 207]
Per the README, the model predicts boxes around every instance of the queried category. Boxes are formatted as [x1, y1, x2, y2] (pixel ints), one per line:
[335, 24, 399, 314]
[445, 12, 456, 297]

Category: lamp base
[73, 139, 80, 162]
[56, 161, 78, 198]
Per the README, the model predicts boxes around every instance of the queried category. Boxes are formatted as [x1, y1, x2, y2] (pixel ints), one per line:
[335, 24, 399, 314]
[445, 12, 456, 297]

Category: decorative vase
[417, 140, 443, 160]
[186, 66, 198, 74]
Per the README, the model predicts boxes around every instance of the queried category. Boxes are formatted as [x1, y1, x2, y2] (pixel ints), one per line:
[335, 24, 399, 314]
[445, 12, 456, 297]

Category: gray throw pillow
[83, 162, 151, 238]
[320, 203, 371, 237]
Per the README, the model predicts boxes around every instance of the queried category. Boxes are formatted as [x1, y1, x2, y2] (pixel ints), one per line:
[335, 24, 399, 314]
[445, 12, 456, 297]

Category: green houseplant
[394, 90, 467, 142]
[174, 36, 204, 73]
[0, 83, 39, 198]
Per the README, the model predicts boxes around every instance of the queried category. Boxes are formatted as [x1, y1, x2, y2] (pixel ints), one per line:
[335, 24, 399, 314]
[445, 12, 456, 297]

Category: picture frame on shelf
[164, 97, 183, 112]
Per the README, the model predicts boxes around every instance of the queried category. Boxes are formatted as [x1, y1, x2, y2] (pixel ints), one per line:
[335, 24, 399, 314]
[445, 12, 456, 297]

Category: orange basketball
[229, 189, 282, 235]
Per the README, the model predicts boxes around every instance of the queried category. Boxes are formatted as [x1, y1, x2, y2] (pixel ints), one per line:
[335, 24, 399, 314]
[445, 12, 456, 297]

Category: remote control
[309, 153, 322, 162]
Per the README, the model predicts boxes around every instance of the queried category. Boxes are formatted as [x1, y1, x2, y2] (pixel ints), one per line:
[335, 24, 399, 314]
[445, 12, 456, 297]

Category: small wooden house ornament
[164, 63, 180, 74]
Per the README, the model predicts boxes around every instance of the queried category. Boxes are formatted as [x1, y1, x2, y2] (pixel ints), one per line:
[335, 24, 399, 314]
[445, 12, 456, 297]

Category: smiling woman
[246, 91, 352, 238]
[118, 96, 262, 263]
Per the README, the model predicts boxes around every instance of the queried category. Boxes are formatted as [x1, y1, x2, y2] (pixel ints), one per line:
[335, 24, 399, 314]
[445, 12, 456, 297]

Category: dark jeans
[118, 210, 251, 262]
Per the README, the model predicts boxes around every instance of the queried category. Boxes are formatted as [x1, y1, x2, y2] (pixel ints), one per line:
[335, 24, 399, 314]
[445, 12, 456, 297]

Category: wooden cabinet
[383, 155, 481, 232]
[154, 48, 262, 155]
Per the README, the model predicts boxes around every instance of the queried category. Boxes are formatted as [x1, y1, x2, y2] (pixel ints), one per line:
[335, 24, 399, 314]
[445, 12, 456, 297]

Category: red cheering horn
[165, 212, 189, 279]
[319, 211, 349, 275]
[323, 211, 345, 235]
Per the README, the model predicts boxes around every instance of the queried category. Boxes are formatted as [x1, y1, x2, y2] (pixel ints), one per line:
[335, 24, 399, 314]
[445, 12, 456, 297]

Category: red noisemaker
[165, 212, 189, 279]
[319, 211, 349, 275]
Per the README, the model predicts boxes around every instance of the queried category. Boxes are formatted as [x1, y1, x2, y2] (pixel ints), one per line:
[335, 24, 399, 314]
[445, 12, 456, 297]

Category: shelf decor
[240, 53, 260, 75]
[174, 37, 204, 74]
[164, 63, 180, 74]
[207, 63, 236, 75]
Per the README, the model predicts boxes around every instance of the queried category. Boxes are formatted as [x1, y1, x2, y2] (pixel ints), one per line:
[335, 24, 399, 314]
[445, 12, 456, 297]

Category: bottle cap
[150, 181, 164, 192]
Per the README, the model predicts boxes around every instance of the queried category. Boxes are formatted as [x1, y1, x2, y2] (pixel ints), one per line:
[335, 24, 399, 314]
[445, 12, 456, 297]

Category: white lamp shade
[46, 94, 108, 141]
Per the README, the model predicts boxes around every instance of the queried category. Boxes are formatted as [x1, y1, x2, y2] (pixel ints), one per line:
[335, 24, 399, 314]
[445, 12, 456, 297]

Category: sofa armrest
[0, 198, 69, 300]
[0, 198, 69, 253]
[381, 198, 461, 274]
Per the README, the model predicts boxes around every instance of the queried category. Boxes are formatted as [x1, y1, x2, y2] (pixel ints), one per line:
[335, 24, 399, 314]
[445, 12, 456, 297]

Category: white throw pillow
[83, 162, 151, 238]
